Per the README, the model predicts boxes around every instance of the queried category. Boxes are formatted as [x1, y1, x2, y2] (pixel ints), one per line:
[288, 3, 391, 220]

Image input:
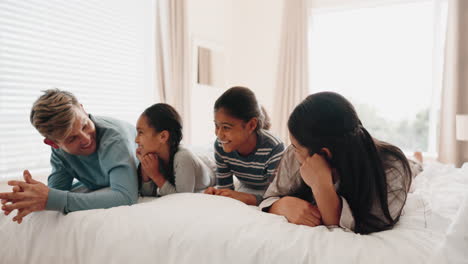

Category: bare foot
[413, 151, 423, 164]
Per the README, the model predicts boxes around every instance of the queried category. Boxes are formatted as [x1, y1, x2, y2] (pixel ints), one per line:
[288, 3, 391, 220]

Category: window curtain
[272, 0, 310, 144]
[437, 0, 468, 167]
[155, 0, 190, 143]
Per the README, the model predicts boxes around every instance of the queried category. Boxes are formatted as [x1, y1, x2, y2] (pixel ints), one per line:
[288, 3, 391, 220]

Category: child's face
[289, 134, 310, 165]
[214, 108, 255, 153]
[135, 115, 165, 157]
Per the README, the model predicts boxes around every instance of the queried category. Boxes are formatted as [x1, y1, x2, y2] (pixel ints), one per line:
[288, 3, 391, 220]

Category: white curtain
[155, 0, 191, 143]
[272, 0, 310, 144]
[438, 0, 468, 167]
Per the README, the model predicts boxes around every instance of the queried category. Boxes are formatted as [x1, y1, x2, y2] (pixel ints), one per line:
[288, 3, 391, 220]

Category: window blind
[0, 0, 156, 180]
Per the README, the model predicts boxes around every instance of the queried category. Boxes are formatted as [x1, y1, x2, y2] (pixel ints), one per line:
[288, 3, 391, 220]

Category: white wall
[186, 0, 232, 145]
[228, 0, 284, 113]
[187, 0, 284, 145]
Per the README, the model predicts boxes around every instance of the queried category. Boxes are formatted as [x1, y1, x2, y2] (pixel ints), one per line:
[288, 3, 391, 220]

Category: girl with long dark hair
[259, 92, 422, 234]
[135, 103, 214, 196]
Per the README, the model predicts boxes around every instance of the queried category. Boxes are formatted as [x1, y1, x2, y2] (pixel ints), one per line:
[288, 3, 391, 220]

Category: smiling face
[135, 115, 167, 157]
[214, 108, 257, 153]
[53, 107, 97, 156]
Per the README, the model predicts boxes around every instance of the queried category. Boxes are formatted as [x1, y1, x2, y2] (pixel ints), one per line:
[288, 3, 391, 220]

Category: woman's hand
[300, 153, 333, 189]
[140, 153, 166, 187]
[268, 196, 322, 227]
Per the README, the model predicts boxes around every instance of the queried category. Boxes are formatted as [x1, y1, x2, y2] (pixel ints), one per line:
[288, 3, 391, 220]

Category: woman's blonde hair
[30, 89, 81, 140]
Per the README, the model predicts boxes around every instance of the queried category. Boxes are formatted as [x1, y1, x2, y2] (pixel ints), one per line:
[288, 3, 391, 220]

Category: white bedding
[1, 163, 467, 264]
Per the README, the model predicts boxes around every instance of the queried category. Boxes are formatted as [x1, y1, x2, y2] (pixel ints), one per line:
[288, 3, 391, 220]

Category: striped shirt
[214, 129, 285, 193]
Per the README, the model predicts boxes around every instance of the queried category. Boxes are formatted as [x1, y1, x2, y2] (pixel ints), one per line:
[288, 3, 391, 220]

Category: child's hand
[204, 187, 218, 195]
[216, 189, 257, 205]
[204, 188, 256, 205]
[136, 150, 151, 182]
[204, 187, 230, 196]
[269, 196, 322, 227]
[300, 153, 333, 189]
[141, 153, 164, 185]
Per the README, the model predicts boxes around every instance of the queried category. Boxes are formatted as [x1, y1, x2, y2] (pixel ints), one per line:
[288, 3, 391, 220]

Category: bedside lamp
[456, 114, 468, 141]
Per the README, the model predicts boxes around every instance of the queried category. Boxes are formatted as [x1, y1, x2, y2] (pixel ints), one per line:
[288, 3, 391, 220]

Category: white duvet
[1, 163, 467, 264]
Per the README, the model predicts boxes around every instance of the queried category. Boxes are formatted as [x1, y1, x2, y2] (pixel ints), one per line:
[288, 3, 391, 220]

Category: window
[309, 0, 447, 154]
[0, 0, 156, 180]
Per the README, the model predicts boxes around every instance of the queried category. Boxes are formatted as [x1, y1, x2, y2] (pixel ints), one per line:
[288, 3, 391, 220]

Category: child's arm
[139, 164, 157, 196]
[157, 182, 176, 196]
[259, 145, 299, 211]
[262, 151, 322, 226]
[268, 196, 322, 227]
[299, 153, 341, 226]
[259, 146, 323, 226]
[140, 153, 167, 188]
[215, 189, 257, 205]
[137, 151, 158, 197]
[140, 154, 176, 196]
[309, 183, 341, 226]
[140, 180, 157, 197]
[158, 150, 198, 196]
[214, 144, 234, 189]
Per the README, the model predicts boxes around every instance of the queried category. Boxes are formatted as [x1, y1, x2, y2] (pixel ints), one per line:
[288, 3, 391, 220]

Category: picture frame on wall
[191, 37, 225, 89]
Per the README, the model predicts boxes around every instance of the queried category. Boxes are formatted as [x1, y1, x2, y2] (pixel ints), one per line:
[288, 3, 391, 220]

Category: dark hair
[214, 86, 270, 130]
[142, 103, 182, 185]
[287, 91, 412, 234]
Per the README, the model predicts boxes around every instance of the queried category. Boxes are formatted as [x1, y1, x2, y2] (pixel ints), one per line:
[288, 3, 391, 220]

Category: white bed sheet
[0, 163, 467, 264]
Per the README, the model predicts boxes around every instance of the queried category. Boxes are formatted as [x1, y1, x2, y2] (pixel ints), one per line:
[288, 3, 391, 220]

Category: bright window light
[309, 1, 447, 154]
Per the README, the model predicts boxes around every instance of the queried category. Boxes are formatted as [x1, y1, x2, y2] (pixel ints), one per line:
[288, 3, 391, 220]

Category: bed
[1, 162, 467, 264]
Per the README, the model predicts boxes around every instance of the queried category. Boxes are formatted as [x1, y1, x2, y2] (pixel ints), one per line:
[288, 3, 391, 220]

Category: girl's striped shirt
[214, 129, 285, 203]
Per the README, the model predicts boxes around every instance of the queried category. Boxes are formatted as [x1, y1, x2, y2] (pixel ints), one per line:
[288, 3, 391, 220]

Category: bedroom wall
[227, 0, 284, 113]
[186, 0, 233, 145]
[187, 0, 284, 145]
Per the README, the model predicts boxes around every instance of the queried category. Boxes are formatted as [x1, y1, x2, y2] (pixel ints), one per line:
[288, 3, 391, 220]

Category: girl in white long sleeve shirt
[135, 103, 214, 196]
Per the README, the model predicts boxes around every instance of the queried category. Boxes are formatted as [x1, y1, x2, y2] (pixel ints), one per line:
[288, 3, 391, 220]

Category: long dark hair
[287, 92, 411, 234]
[214, 86, 271, 130]
[142, 103, 182, 185]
